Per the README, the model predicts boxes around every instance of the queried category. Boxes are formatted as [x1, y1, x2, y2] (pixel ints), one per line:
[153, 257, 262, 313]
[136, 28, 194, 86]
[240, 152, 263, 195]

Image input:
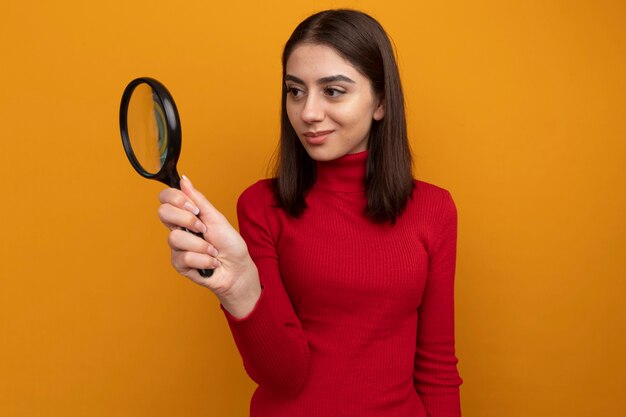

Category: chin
[303, 147, 342, 162]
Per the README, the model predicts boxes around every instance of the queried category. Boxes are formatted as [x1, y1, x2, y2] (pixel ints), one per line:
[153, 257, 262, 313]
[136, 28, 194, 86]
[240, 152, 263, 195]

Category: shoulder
[236, 179, 280, 233]
[408, 180, 457, 243]
[236, 180, 281, 251]
[412, 180, 456, 214]
[237, 179, 276, 210]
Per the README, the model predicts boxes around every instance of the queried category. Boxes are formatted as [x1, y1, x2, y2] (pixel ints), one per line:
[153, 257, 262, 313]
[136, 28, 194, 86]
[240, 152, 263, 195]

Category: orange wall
[1, 1, 624, 416]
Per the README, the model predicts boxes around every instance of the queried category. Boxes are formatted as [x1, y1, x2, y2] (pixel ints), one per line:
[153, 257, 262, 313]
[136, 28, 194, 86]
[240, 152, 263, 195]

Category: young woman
[158, 9, 462, 417]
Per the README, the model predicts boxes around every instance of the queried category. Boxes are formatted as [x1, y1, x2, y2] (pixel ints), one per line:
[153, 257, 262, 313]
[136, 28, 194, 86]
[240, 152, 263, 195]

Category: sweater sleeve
[220, 181, 310, 398]
[413, 190, 463, 416]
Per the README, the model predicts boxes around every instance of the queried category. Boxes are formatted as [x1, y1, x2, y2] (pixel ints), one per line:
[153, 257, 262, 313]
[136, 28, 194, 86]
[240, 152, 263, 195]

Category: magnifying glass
[119, 77, 214, 278]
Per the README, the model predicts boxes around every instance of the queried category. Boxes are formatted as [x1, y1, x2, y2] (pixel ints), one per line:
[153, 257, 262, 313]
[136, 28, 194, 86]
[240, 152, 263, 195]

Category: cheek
[285, 102, 300, 128]
[335, 102, 374, 131]
[345, 93, 375, 120]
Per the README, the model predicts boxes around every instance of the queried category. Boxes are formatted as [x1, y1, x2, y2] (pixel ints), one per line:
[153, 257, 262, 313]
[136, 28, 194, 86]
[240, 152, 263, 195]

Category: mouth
[303, 130, 334, 145]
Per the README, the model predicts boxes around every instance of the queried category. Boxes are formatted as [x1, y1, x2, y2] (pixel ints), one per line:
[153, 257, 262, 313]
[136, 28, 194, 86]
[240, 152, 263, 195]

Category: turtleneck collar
[314, 150, 368, 193]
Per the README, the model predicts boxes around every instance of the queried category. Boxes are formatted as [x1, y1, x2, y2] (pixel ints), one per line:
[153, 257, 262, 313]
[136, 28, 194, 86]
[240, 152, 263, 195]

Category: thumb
[180, 175, 224, 225]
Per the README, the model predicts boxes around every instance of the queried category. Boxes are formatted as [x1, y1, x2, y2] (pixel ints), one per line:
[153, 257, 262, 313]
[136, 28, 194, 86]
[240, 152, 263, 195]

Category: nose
[300, 94, 324, 123]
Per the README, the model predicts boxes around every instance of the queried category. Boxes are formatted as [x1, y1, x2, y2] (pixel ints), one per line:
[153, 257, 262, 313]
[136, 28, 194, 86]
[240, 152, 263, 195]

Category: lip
[303, 130, 334, 145]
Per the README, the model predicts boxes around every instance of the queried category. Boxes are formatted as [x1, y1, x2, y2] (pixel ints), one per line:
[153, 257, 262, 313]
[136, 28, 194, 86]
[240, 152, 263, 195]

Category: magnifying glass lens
[126, 83, 168, 175]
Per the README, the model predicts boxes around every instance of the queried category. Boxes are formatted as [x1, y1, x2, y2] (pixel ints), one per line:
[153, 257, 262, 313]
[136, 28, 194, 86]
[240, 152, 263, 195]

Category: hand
[157, 175, 261, 317]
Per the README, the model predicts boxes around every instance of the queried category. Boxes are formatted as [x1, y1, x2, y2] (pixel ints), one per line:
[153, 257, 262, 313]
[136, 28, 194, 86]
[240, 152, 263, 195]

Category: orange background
[1, 1, 625, 416]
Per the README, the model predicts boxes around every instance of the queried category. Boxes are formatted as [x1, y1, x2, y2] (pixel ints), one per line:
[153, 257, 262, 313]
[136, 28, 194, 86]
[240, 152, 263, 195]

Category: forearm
[221, 255, 311, 398]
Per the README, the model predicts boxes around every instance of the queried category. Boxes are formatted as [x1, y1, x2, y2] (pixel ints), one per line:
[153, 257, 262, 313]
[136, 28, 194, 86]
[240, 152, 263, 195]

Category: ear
[373, 99, 385, 121]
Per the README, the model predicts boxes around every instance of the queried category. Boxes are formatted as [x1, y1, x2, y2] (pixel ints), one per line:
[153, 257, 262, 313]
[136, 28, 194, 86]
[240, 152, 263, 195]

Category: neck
[314, 151, 368, 193]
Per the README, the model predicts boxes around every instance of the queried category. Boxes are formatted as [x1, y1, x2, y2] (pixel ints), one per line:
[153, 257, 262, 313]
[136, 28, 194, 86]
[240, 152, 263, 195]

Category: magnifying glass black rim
[119, 77, 182, 187]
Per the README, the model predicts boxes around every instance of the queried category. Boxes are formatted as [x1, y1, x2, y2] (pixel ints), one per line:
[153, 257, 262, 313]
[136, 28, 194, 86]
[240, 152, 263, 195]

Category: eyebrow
[285, 74, 356, 85]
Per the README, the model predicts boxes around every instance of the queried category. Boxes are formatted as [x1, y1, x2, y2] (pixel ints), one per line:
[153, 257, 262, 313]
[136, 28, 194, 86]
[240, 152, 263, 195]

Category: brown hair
[273, 9, 413, 223]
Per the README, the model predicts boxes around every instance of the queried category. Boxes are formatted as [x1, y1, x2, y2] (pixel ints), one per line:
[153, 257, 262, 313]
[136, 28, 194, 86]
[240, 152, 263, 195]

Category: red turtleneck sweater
[222, 151, 462, 417]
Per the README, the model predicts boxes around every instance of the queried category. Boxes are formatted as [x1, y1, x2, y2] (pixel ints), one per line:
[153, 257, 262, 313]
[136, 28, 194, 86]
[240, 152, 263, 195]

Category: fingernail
[207, 247, 219, 257]
[194, 220, 207, 234]
[183, 201, 200, 215]
[182, 175, 194, 188]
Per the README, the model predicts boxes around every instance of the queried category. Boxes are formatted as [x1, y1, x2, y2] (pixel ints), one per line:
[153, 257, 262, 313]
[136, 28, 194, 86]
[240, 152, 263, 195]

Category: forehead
[285, 43, 362, 80]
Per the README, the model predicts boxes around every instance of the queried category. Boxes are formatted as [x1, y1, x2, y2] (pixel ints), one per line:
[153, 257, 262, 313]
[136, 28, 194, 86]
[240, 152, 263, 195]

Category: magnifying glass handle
[184, 228, 215, 278]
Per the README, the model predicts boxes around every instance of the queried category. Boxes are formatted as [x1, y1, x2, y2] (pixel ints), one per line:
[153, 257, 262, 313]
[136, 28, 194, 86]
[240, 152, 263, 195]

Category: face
[284, 43, 384, 162]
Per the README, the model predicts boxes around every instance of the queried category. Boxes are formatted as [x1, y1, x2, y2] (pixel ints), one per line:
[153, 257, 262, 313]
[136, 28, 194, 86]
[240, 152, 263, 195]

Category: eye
[323, 87, 345, 97]
[287, 86, 305, 98]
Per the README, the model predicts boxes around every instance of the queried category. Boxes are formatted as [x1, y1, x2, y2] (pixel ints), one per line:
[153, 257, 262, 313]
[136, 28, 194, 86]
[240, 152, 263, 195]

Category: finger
[171, 249, 221, 273]
[158, 204, 208, 234]
[168, 229, 218, 256]
[158, 187, 201, 215]
[180, 176, 226, 225]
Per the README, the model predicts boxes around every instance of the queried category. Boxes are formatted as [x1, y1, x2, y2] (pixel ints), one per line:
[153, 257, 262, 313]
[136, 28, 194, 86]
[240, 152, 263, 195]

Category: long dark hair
[273, 9, 413, 223]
